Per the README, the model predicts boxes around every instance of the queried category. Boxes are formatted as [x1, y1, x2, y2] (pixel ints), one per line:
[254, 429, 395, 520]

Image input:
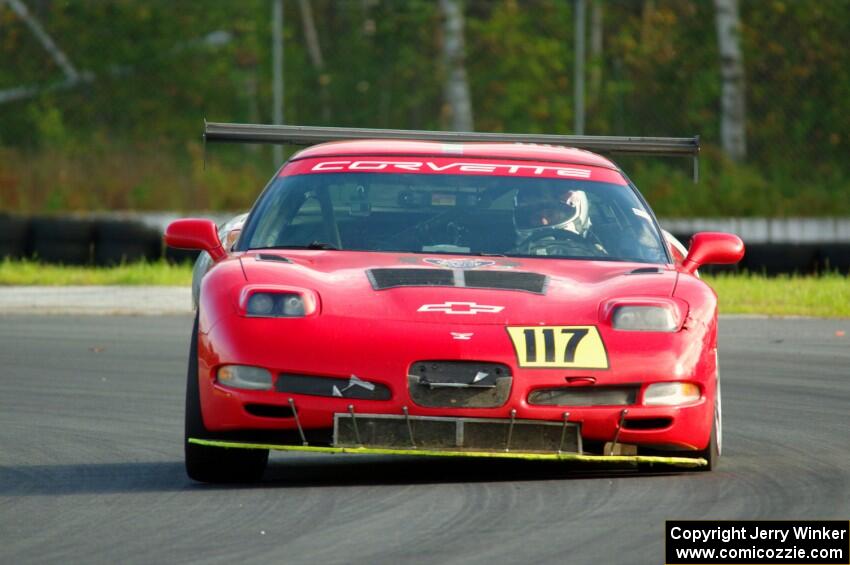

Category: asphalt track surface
[1, 315, 848, 565]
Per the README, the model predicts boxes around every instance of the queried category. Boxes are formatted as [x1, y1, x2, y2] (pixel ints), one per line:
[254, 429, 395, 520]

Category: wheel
[694, 378, 721, 472]
[184, 315, 268, 483]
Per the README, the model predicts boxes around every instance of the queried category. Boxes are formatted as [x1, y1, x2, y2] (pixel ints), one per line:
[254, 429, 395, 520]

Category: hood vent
[256, 254, 292, 263]
[464, 270, 548, 293]
[627, 266, 663, 275]
[367, 268, 548, 294]
[368, 268, 454, 289]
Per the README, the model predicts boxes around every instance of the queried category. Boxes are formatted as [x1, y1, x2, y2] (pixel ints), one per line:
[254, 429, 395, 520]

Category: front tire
[694, 378, 721, 472]
[184, 315, 268, 483]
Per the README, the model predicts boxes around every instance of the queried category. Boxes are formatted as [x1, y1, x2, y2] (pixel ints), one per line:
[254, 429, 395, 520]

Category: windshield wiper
[305, 241, 338, 250]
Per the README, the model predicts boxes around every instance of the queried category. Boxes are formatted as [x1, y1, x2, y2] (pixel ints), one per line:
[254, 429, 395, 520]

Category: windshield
[238, 170, 668, 264]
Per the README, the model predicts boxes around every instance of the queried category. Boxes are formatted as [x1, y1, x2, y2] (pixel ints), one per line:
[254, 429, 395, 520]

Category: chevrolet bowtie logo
[417, 302, 505, 315]
[450, 332, 474, 340]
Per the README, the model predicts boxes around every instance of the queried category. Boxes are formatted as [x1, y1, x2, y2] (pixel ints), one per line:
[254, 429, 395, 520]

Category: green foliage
[742, 1, 850, 169]
[632, 148, 850, 217]
[0, 0, 848, 215]
[467, 0, 573, 132]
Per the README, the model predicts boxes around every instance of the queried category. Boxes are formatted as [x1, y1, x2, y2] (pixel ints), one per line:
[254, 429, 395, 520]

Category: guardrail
[1, 213, 849, 274]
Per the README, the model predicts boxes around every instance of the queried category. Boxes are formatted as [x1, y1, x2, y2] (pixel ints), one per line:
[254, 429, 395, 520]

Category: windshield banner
[283, 157, 627, 185]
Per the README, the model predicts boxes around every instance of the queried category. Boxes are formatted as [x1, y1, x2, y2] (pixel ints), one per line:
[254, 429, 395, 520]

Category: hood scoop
[367, 268, 548, 294]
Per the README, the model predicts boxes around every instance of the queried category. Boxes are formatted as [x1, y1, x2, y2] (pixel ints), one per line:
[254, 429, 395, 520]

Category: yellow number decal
[506, 326, 608, 369]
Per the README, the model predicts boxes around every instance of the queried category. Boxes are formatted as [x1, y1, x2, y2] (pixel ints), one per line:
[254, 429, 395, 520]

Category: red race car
[166, 123, 744, 482]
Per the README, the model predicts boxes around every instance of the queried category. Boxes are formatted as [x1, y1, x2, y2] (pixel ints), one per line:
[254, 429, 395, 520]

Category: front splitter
[188, 438, 707, 468]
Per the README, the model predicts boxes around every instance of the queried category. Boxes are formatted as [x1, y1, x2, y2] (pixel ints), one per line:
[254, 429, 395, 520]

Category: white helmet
[513, 187, 591, 240]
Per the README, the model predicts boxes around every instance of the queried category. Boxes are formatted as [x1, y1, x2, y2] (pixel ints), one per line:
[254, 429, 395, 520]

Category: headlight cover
[612, 305, 678, 332]
[247, 292, 306, 317]
[643, 382, 701, 406]
[217, 365, 273, 390]
[239, 286, 319, 318]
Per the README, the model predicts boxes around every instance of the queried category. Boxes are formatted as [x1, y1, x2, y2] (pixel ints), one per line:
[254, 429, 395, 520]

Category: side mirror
[682, 232, 745, 274]
[164, 218, 227, 262]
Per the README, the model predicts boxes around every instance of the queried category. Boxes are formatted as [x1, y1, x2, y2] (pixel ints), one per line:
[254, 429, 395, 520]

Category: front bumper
[200, 383, 710, 452]
[197, 314, 716, 454]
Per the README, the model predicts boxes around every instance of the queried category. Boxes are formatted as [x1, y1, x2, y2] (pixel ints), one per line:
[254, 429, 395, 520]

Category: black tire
[0, 214, 30, 259]
[29, 217, 94, 264]
[185, 315, 268, 483]
[693, 379, 721, 472]
[94, 220, 162, 265]
[95, 242, 156, 266]
[693, 420, 719, 472]
[166, 247, 201, 265]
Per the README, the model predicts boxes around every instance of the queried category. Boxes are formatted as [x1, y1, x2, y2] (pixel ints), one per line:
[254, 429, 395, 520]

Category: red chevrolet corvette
[166, 123, 744, 482]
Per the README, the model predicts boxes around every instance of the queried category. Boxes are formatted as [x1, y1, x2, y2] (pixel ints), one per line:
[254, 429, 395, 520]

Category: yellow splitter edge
[188, 438, 707, 468]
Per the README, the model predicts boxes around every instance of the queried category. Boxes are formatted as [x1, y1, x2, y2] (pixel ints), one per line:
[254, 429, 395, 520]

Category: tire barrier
[94, 219, 162, 266]
[164, 247, 202, 265]
[671, 235, 850, 275]
[740, 244, 819, 275]
[816, 244, 850, 274]
[0, 214, 29, 259]
[1, 215, 166, 266]
[29, 217, 95, 265]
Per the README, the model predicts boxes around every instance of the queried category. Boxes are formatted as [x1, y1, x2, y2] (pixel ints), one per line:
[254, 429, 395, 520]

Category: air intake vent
[367, 268, 548, 294]
[408, 361, 512, 408]
[245, 403, 294, 418]
[277, 373, 391, 400]
[622, 417, 672, 430]
[528, 386, 638, 407]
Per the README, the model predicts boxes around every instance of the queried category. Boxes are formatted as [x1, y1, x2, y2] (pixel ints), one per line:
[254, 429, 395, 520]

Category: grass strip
[0, 259, 848, 318]
[702, 272, 850, 318]
[0, 258, 193, 286]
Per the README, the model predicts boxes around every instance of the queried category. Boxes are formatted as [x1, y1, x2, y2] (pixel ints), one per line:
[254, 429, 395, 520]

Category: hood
[239, 250, 676, 325]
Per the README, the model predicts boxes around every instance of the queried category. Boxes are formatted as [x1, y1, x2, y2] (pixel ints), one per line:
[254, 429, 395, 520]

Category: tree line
[0, 0, 848, 216]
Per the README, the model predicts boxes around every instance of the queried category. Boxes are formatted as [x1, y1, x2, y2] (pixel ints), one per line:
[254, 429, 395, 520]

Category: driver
[512, 186, 607, 256]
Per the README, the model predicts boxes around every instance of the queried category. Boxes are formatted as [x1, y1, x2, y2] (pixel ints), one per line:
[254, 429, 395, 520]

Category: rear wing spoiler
[204, 121, 700, 181]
